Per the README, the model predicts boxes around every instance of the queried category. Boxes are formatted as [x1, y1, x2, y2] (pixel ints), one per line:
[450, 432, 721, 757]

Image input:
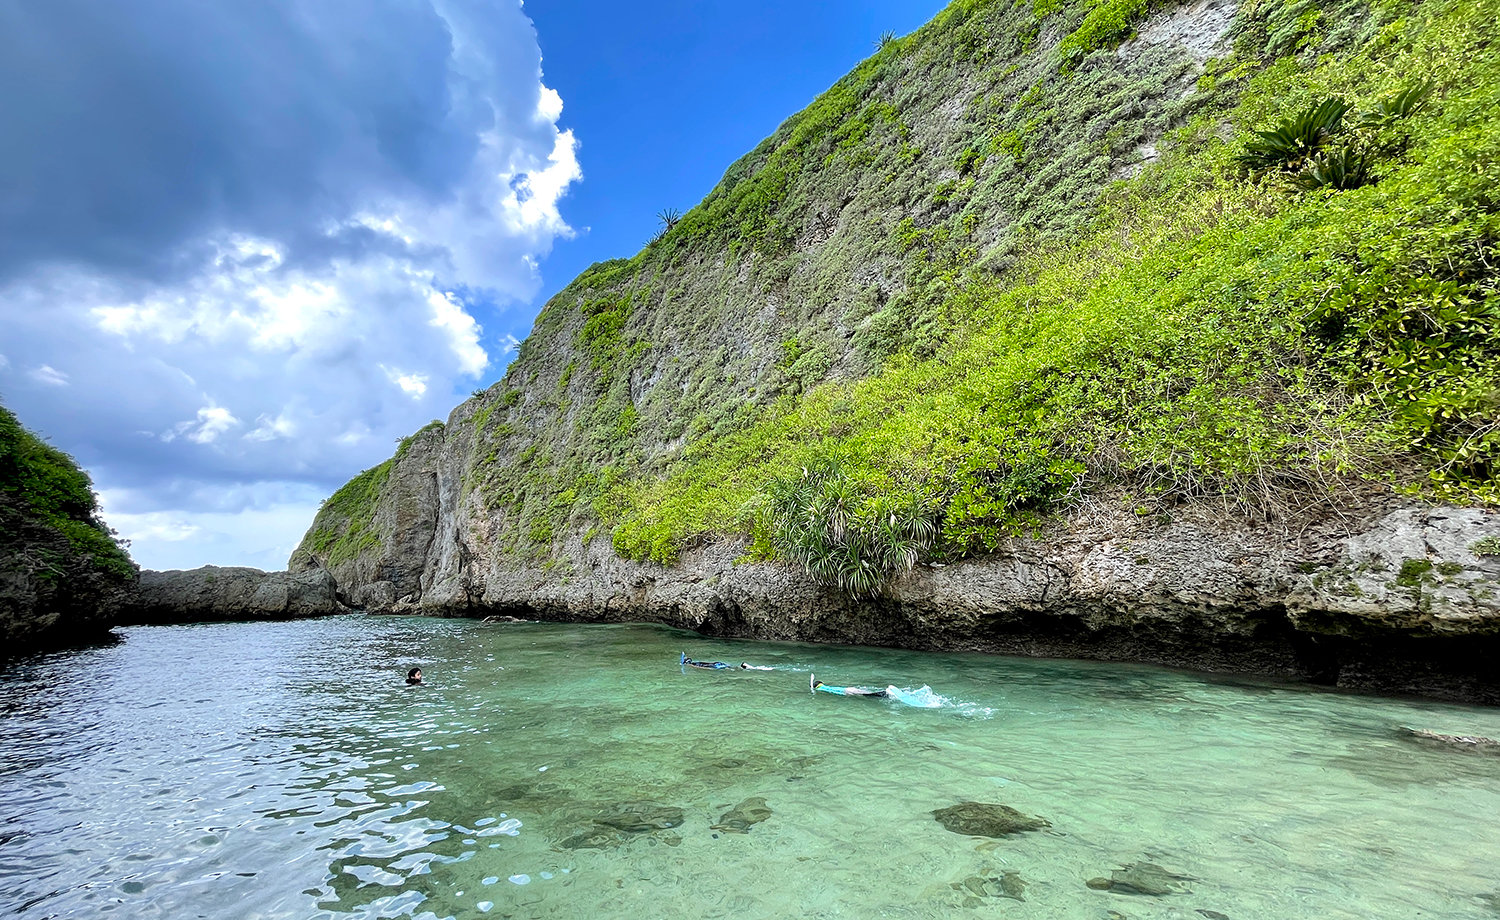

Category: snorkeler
[810, 673, 890, 698]
[406, 667, 424, 685]
[681, 652, 732, 670]
[739, 662, 775, 671]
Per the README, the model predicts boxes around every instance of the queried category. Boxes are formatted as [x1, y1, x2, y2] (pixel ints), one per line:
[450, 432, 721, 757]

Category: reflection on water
[3, 616, 1500, 918]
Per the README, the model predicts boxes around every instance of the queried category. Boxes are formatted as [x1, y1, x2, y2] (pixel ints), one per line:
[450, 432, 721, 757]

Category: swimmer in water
[681, 652, 732, 670]
[406, 667, 424, 685]
[810, 673, 890, 698]
[739, 662, 775, 671]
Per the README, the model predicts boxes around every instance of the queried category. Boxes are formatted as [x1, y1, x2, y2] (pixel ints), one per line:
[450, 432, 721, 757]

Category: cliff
[0, 404, 137, 652]
[297, 0, 1500, 700]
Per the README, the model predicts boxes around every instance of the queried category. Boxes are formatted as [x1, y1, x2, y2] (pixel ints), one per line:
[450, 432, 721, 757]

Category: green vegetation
[0, 404, 135, 582]
[299, 460, 393, 565]
[1397, 558, 1434, 588]
[317, 0, 1500, 595]
[1473, 537, 1500, 557]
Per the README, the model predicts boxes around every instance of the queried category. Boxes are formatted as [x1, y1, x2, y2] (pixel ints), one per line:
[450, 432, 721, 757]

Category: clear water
[3, 616, 1500, 919]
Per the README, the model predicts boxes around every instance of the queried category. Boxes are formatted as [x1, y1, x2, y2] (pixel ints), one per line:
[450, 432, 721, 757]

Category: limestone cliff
[297, 0, 1500, 701]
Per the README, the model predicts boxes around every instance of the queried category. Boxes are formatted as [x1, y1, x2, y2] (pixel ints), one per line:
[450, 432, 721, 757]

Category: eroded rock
[1108, 862, 1194, 896]
[711, 796, 772, 834]
[121, 565, 343, 624]
[932, 802, 1050, 837]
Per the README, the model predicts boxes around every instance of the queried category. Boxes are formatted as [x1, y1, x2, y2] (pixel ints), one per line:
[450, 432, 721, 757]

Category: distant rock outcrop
[121, 565, 344, 624]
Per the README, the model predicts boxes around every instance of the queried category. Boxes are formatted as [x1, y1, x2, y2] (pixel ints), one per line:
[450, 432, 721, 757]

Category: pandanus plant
[760, 461, 937, 598]
[1237, 97, 1351, 172]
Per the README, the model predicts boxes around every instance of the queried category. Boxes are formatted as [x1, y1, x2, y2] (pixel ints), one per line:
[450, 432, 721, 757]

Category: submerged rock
[1108, 862, 1194, 895]
[932, 802, 1050, 837]
[1402, 727, 1500, 754]
[1197, 910, 1231, 920]
[593, 802, 685, 832]
[558, 826, 628, 850]
[711, 796, 772, 834]
[1087, 877, 1115, 890]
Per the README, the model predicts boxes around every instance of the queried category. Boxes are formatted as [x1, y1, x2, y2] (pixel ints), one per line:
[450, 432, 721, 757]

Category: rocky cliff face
[295, 0, 1500, 703]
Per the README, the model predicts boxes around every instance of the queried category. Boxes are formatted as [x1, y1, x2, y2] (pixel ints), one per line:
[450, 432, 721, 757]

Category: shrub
[757, 460, 937, 597]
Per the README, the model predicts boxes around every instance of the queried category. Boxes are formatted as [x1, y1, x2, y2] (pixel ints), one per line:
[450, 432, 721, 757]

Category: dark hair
[407, 667, 421, 679]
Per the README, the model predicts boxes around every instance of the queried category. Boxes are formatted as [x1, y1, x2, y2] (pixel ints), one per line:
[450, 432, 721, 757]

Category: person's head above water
[406, 667, 423, 685]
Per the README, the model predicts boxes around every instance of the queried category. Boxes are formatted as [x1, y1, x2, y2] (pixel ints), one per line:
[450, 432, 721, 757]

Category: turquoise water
[3, 616, 1500, 919]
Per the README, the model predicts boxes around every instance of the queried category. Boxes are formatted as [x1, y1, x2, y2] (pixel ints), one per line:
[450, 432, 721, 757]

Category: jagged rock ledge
[119, 565, 345, 626]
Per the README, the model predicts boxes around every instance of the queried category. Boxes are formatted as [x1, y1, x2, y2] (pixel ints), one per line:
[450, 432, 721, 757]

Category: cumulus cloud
[0, 0, 579, 569]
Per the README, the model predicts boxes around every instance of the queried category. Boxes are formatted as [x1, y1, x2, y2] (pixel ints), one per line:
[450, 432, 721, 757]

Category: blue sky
[0, 0, 946, 571]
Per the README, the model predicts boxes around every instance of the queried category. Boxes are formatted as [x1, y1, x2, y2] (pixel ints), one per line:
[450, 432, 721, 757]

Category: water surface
[3, 616, 1499, 918]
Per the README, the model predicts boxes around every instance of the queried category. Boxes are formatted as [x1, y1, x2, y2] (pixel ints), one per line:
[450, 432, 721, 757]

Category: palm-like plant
[761, 461, 937, 598]
[1356, 80, 1434, 128]
[1237, 97, 1350, 172]
[1296, 145, 1369, 190]
[875, 30, 896, 51]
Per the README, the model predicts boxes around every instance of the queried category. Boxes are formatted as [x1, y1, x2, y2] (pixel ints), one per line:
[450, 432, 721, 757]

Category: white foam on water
[886, 685, 997, 718]
[509, 874, 531, 885]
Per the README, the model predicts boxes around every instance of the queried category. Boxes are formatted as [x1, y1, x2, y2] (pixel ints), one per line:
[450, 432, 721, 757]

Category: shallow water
[3, 617, 1500, 919]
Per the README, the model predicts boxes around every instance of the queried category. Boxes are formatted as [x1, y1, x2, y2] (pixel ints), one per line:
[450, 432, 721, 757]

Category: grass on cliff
[610, 0, 1500, 578]
[0, 404, 136, 583]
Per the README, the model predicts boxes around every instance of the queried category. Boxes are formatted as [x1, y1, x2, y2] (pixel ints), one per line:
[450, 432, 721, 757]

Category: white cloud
[29, 365, 69, 386]
[381, 365, 430, 398]
[99, 485, 326, 571]
[500, 333, 522, 354]
[245, 409, 297, 442]
[165, 405, 240, 444]
[426, 289, 489, 375]
[0, 354, 9, 370]
[0, 0, 578, 569]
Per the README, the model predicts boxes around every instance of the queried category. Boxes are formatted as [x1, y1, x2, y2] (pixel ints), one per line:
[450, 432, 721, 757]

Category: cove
[3, 616, 1500, 919]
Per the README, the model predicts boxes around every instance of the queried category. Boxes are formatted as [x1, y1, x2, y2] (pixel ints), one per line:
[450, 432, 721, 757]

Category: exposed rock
[121, 565, 344, 624]
[1121, 0, 1237, 69]
[932, 802, 1050, 838]
[711, 796, 772, 834]
[287, 0, 1500, 706]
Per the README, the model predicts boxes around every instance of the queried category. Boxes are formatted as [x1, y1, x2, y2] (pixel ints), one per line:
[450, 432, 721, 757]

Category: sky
[0, 0, 948, 572]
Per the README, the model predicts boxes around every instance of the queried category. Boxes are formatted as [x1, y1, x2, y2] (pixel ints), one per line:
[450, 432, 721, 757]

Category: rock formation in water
[1, 403, 137, 653]
[119, 565, 345, 625]
[294, 0, 1500, 701]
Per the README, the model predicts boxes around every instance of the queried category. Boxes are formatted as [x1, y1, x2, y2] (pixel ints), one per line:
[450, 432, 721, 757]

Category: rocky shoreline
[281, 431, 1500, 705]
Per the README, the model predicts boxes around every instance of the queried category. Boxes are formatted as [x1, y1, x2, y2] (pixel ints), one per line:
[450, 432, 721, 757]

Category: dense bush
[0, 404, 135, 582]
